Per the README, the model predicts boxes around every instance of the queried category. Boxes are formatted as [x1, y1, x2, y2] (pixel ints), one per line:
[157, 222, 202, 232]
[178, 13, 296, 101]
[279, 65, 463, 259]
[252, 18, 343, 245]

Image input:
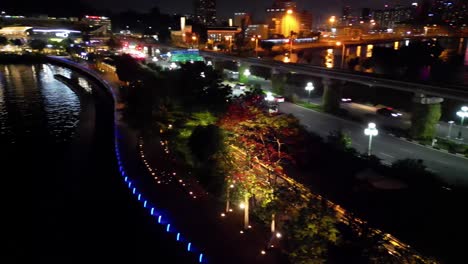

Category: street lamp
[364, 122, 378, 156]
[225, 35, 232, 53]
[243, 68, 251, 78]
[305, 82, 314, 103]
[447, 120, 454, 138]
[265, 91, 275, 102]
[329, 16, 336, 29]
[251, 35, 261, 57]
[192, 35, 199, 48]
[456, 106, 468, 140]
[336, 41, 346, 69]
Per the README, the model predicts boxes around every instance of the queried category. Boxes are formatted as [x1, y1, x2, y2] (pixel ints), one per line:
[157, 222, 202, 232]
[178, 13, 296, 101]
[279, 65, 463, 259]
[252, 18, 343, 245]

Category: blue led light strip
[48, 57, 207, 263]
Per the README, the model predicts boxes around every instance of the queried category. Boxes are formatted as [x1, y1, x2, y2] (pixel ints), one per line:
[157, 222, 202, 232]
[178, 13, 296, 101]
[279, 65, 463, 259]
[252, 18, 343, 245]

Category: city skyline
[82, 0, 418, 20]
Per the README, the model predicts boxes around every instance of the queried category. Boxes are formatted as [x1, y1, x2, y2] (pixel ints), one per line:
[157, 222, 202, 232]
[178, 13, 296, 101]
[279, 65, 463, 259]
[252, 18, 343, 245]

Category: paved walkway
[88, 61, 285, 263]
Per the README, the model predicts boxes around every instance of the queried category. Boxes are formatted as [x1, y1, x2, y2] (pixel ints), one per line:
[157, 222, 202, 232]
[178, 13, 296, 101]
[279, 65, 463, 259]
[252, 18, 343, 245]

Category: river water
[0, 64, 80, 147]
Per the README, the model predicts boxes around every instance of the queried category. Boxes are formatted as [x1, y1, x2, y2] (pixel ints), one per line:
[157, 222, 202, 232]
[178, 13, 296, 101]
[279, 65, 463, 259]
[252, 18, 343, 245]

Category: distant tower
[342, 6, 351, 25]
[361, 8, 371, 21]
[194, 0, 217, 25]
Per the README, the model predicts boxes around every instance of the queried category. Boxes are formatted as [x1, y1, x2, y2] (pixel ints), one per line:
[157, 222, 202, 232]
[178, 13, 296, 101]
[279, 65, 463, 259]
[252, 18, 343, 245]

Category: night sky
[83, 0, 415, 22]
[2, 0, 415, 23]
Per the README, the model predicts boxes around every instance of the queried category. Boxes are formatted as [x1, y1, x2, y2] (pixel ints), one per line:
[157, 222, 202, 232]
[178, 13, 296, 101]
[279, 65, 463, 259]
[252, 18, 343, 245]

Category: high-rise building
[373, 5, 413, 28]
[234, 12, 251, 29]
[361, 8, 372, 21]
[265, 0, 312, 37]
[194, 0, 217, 25]
[342, 6, 352, 25]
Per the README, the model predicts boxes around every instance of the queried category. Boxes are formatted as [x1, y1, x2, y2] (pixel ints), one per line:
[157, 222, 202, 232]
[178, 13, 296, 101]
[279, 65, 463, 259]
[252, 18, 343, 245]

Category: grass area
[297, 101, 323, 112]
[434, 137, 468, 156]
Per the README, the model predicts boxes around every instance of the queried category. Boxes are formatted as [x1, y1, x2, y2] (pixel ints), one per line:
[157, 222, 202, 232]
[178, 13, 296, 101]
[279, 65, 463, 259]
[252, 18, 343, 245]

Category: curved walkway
[48, 57, 283, 263]
[47, 57, 202, 263]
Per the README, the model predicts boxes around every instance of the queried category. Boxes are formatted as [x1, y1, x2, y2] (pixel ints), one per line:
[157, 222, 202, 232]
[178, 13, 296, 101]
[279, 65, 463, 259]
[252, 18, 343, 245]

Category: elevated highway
[200, 51, 468, 102]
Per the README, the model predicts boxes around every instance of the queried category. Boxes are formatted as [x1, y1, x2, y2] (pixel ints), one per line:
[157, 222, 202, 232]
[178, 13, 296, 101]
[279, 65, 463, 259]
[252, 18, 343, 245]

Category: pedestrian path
[86, 61, 284, 263]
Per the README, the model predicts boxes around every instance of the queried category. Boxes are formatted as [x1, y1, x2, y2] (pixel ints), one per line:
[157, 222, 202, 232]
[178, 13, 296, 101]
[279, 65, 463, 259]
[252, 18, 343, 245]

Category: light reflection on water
[0, 64, 86, 145]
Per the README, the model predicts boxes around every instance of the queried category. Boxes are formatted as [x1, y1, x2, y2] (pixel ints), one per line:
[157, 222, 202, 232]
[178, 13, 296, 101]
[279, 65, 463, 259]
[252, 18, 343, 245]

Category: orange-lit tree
[219, 100, 303, 230]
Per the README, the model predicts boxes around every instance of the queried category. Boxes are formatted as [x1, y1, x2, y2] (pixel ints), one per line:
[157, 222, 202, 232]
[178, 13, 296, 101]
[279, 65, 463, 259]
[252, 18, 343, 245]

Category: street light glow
[265, 92, 274, 102]
[276, 232, 282, 238]
[364, 123, 378, 156]
[456, 106, 468, 139]
[287, 9, 293, 14]
[243, 69, 251, 77]
[305, 82, 314, 103]
[239, 203, 245, 209]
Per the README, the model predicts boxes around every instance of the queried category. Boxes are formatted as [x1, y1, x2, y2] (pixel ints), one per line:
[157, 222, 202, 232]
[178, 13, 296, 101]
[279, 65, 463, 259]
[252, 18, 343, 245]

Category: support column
[322, 78, 342, 113]
[213, 59, 224, 73]
[271, 68, 287, 95]
[410, 93, 443, 140]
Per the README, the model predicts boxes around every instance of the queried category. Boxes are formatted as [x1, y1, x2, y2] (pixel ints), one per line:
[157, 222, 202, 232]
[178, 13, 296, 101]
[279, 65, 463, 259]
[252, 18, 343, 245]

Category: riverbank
[45, 58, 197, 262]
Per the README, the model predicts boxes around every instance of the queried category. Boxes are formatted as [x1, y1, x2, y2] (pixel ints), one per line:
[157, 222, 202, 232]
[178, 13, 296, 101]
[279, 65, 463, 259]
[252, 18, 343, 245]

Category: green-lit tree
[283, 199, 340, 264]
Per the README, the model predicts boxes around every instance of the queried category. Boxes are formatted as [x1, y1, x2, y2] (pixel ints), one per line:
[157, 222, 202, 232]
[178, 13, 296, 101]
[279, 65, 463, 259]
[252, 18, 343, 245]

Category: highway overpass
[200, 51, 468, 102]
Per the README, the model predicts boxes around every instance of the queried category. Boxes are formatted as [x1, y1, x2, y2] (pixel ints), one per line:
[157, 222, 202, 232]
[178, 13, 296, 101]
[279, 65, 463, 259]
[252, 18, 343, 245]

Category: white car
[235, 83, 247, 90]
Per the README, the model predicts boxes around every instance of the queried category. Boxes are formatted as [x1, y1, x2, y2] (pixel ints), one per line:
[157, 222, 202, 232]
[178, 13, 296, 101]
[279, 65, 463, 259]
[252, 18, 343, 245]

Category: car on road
[341, 98, 352, 103]
[235, 83, 247, 90]
[376, 107, 402, 117]
[274, 96, 285, 103]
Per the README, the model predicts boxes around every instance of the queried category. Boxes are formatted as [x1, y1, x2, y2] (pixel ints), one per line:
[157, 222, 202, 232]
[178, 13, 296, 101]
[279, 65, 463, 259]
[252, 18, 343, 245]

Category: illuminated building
[342, 6, 352, 26]
[206, 27, 241, 43]
[372, 5, 413, 29]
[82, 15, 112, 36]
[0, 26, 81, 42]
[265, 0, 312, 37]
[234, 12, 251, 28]
[194, 0, 217, 25]
[245, 24, 269, 39]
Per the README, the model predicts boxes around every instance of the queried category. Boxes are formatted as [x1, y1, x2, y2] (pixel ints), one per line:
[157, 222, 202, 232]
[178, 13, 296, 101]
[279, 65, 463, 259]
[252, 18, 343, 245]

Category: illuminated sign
[170, 49, 203, 62]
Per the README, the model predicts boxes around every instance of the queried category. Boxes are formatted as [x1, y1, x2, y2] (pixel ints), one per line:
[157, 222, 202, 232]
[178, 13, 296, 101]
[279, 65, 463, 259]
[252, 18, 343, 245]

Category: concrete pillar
[410, 93, 443, 140]
[271, 70, 287, 95]
[213, 59, 224, 73]
[322, 78, 343, 113]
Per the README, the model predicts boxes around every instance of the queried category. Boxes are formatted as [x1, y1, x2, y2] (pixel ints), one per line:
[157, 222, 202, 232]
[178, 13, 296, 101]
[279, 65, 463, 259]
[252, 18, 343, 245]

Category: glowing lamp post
[336, 41, 346, 69]
[364, 123, 378, 156]
[456, 106, 468, 140]
[251, 35, 261, 57]
[265, 91, 275, 102]
[447, 120, 454, 138]
[305, 82, 314, 103]
[243, 68, 251, 78]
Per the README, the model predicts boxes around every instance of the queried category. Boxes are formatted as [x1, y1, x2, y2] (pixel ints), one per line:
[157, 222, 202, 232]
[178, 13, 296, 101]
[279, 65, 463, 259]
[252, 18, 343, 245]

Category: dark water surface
[2, 64, 194, 263]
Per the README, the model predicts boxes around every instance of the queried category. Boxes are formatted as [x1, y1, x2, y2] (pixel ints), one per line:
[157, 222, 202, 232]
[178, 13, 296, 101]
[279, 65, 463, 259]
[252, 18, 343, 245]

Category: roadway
[233, 73, 468, 144]
[278, 102, 468, 185]
[222, 72, 468, 185]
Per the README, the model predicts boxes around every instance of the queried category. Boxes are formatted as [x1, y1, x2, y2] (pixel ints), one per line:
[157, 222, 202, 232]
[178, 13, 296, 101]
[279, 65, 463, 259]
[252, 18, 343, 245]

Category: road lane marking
[380, 152, 395, 158]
